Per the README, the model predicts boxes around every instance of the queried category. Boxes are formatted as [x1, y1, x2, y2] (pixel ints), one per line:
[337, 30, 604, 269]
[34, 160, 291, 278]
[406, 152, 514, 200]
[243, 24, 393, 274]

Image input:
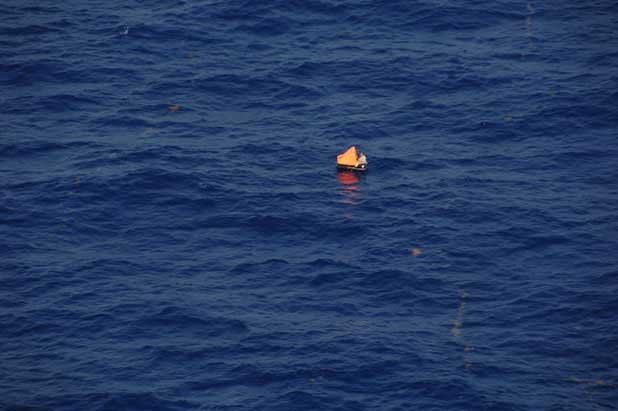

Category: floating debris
[451, 321, 462, 336]
[168, 104, 182, 112]
[570, 377, 618, 388]
[451, 289, 467, 337]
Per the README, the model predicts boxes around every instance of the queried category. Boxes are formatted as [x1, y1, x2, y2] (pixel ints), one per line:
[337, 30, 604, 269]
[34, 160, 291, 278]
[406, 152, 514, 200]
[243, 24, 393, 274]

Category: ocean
[2, 1, 618, 410]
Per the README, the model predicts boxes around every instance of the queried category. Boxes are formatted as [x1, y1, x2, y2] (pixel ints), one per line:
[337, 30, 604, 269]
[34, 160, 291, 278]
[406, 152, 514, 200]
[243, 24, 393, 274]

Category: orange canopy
[337, 146, 358, 166]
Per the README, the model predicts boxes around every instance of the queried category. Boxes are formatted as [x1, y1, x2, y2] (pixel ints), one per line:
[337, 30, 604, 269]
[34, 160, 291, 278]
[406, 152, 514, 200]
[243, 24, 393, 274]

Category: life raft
[336, 146, 367, 171]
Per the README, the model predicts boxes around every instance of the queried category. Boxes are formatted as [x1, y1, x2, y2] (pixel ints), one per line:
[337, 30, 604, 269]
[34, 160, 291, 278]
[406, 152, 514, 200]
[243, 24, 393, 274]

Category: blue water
[2, 1, 618, 410]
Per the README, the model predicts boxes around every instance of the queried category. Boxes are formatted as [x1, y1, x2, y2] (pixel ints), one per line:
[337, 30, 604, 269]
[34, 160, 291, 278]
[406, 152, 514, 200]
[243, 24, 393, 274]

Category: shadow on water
[336, 171, 364, 206]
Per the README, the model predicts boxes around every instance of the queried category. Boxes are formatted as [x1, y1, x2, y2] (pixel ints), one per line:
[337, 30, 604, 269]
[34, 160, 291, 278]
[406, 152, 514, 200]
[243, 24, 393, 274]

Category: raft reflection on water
[336, 171, 362, 205]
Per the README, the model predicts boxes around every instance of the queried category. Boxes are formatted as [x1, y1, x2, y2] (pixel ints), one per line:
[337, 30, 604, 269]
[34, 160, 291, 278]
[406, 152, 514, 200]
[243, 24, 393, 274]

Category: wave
[5, 392, 199, 411]
[0, 24, 63, 37]
[192, 73, 323, 103]
[237, 17, 293, 36]
[137, 306, 249, 336]
[354, 269, 446, 293]
[0, 61, 118, 87]
[118, 22, 218, 47]
[0, 140, 97, 158]
[3, 94, 100, 115]
[212, 0, 348, 19]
